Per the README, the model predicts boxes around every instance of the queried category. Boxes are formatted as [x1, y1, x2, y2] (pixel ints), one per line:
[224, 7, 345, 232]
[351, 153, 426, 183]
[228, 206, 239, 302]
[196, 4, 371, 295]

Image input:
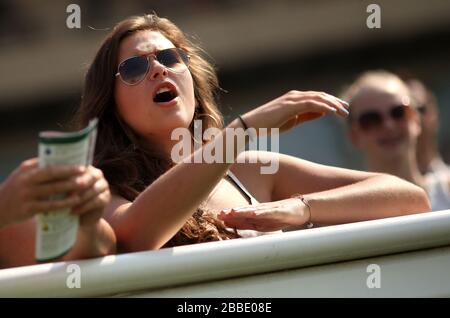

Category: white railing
[1, 209, 450, 297]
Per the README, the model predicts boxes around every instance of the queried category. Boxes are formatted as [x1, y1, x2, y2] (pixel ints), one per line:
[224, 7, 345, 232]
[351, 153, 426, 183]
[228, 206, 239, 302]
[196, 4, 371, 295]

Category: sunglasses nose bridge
[146, 54, 168, 80]
[381, 116, 393, 128]
[382, 112, 404, 131]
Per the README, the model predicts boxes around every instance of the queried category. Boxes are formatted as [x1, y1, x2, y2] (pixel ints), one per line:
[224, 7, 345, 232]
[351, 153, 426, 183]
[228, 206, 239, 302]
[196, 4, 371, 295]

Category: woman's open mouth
[153, 82, 179, 106]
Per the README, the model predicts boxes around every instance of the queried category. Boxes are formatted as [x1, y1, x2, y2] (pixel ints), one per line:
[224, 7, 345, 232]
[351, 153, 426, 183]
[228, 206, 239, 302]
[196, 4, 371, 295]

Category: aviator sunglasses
[355, 104, 411, 131]
[115, 47, 190, 85]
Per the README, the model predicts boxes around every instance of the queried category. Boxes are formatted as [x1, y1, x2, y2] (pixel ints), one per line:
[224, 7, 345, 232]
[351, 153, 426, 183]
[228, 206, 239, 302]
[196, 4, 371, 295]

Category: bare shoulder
[229, 151, 277, 202]
[243, 151, 379, 200]
[232, 150, 279, 174]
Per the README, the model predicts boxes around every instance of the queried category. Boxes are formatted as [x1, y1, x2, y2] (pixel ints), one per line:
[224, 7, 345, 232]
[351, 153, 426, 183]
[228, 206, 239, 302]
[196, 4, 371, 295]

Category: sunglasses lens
[358, 112, 382, 130]
[157, 48, 189, 72]
[417, 105, 426, 115]
[119, 56, 148, 85]
[391, 106, 406, 120]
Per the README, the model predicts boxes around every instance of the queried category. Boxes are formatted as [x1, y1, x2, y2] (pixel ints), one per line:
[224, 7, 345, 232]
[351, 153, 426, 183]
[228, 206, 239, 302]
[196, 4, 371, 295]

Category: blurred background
[1, 0, 449, 179]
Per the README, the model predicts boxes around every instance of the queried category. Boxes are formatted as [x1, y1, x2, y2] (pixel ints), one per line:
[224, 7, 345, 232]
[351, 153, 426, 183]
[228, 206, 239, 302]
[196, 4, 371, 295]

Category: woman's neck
[144, 131, 198, 161]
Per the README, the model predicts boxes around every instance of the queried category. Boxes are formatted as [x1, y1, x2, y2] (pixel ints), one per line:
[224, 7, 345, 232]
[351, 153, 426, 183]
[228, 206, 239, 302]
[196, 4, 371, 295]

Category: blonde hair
[341, 70, 413, 122]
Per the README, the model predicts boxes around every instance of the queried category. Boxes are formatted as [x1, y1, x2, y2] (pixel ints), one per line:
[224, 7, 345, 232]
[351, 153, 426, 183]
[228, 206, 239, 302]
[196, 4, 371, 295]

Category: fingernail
[222, 208, 231, 213]
[341, 108, 349, 116]
[339, 99, 350, 106]
[330, 108, 337, 112]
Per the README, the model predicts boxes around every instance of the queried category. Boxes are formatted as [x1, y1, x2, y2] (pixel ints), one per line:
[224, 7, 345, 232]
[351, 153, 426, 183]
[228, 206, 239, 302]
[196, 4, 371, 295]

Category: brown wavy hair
[72, 14, 240, 247]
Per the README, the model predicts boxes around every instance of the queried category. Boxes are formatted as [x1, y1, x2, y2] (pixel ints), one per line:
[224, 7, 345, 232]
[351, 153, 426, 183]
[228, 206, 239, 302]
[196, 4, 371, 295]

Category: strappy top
[225, 170, 258, 205]
[224, 170, 282, 238]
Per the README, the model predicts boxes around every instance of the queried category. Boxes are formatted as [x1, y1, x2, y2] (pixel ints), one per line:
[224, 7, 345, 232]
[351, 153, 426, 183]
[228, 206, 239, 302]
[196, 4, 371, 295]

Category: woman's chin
[163, 117, 192, 131]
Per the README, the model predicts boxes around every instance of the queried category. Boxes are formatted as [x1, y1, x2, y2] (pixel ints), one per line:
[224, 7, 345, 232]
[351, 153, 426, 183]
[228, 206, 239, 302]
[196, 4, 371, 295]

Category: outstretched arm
[219, 151, 431, 231]
[106, 91, 350, 251]
[273, 152, 430, 222]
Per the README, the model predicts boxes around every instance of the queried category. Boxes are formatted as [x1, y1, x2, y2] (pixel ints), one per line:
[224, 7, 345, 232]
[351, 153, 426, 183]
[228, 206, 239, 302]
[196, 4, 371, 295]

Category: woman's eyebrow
[131, 48, 157, 56]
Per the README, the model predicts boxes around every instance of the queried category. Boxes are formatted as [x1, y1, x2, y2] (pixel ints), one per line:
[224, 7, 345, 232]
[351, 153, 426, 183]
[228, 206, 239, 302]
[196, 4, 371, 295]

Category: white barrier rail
[0, 210, 449, 297]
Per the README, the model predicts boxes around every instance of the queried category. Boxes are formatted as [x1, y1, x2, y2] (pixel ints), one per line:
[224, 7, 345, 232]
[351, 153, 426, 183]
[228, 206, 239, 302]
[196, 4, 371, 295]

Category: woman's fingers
[71, 177, 110, 216]
[296, 92, 349, 118]
[28, 194, 82, 214]
[18, 158, 39, 171]
[70, 167, 110, 226]
[27, 164, 85, 185]
[25, 165, 98, 200]
[284, 91, 349, 118]
[219, 198, 308, 232]
[218, 209, 262, 230]
[72, 189, 110, 226]
[32, 177, 85, 199]
[317, 92, 350, 116]
[220, 213, 283, 232]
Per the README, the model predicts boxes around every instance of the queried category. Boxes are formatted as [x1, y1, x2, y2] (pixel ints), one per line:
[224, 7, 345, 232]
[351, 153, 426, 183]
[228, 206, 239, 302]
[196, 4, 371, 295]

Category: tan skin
[106, 30, 431, 252]
[0, 158, 116, 268]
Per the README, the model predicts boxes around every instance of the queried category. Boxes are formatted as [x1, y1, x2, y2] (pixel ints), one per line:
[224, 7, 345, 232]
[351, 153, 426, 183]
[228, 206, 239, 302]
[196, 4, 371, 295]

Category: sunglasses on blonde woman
[115, 48, 190, 85]
[356, 105, 411, 131]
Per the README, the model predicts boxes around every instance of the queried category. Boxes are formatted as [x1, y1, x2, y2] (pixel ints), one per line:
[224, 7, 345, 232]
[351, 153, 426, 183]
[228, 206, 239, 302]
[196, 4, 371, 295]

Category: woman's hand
[65, 167, 114, 259]
[71, 166, 111, 227]
[217, 197, 311, 232]
[0, 158, 85, 228]
[240, 90, 349, 135]
[0, 158, 110, 229]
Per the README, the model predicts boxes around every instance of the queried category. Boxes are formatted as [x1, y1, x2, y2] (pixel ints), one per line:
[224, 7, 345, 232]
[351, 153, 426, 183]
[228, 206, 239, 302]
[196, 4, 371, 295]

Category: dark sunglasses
[115, 47, 190, 85]
[417, 105, 427, 115]
[356, 105, 410, 131]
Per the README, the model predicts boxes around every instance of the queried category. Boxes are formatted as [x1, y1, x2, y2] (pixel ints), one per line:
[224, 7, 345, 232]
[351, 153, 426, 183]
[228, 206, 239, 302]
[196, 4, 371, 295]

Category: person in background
[0, 158, 116, 268]
[343, 70, 449, 211]
[406, 78, 450, 211]
[405, 78, 450, 175]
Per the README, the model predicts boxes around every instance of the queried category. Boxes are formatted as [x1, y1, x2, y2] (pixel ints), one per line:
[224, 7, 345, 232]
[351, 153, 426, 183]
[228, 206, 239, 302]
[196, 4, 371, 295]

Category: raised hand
[240, 90, 349, 135]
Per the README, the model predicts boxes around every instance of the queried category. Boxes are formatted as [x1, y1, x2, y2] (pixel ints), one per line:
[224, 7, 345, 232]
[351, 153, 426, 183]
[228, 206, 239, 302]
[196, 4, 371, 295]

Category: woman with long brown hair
[74, 14, 430, 253]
